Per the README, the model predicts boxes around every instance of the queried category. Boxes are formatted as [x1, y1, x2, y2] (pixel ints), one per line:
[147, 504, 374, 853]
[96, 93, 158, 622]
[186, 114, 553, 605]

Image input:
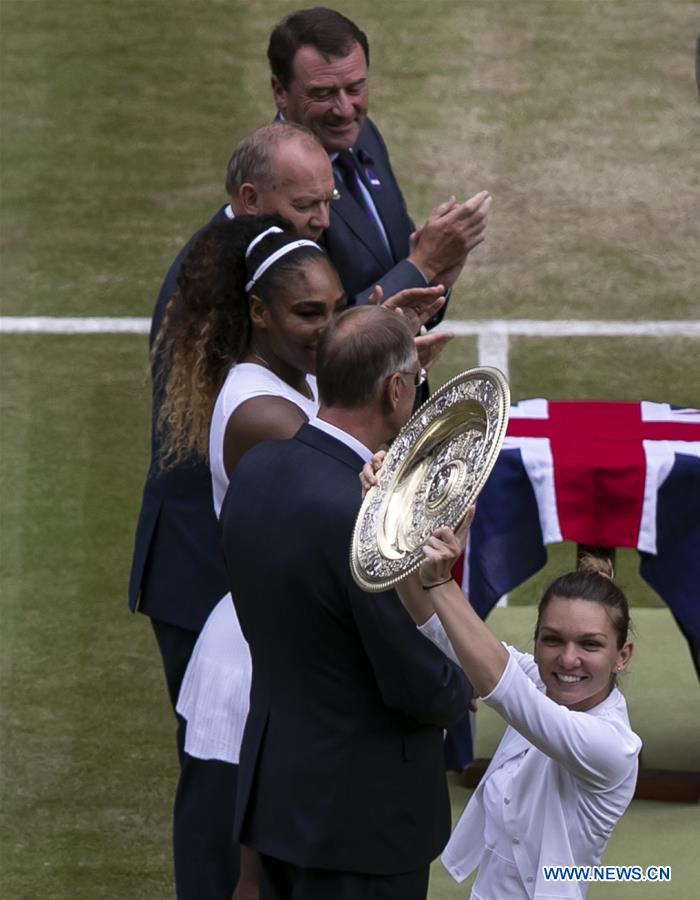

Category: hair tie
[245, 226, 284, 259]
[245, 238, 322, 293]
[577, 553, 615, 582]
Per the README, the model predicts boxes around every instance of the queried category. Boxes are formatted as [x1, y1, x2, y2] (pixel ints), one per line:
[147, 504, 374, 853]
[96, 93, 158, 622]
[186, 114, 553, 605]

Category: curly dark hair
[154, 214, 329, 468]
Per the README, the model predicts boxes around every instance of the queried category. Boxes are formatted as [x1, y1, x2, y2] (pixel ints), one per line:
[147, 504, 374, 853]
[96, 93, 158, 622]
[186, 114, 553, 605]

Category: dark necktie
[334, 150, 371, 214]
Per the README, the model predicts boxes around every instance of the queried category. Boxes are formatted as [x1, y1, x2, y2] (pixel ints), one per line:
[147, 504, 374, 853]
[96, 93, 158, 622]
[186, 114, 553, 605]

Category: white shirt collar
[310, 417, 373, 464]
[224, 204, 235, 219]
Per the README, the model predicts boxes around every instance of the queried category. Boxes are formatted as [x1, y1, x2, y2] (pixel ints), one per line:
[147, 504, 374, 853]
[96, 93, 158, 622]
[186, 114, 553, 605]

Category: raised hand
[367, 283, 446, 334]
[409, 191, 492, 283]
[414, 330, 454, 371]
[419, 507, 476, 587]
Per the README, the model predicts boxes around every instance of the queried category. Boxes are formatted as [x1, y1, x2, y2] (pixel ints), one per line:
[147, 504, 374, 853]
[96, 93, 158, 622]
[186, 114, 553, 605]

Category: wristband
[421, 576, 452, 590]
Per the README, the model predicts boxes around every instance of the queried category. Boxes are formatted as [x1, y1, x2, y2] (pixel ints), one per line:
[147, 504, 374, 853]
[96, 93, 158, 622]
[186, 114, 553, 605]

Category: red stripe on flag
[505, 402, 700, 548]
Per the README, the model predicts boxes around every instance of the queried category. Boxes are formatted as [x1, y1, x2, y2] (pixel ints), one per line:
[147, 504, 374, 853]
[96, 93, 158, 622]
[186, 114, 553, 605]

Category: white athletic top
[176, 362, 318, 763]
[209, 362, 319, 515]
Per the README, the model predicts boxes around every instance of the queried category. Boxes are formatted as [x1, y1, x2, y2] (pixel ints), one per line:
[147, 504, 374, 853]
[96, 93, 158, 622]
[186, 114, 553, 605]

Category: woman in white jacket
[395, 508, 641, 900]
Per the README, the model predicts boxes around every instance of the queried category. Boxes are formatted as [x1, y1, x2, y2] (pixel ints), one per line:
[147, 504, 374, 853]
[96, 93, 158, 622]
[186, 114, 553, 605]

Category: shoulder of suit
[358, 117, 388, 152]
[296, 423, 365, 463]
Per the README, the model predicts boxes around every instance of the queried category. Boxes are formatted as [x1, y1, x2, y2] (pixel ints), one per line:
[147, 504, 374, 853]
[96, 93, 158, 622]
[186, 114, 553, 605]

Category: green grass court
[2, 1, 699, 897]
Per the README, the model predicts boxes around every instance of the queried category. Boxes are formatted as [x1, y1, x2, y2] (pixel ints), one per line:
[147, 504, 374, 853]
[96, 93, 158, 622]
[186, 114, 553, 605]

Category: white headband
[245, 226, 283, 259]
[245, 227, 321, 293]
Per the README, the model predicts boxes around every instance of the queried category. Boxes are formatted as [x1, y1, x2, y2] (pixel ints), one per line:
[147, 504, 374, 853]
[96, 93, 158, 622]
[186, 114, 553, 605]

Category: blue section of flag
[468, 448, 549, 617]
[640, 453, 700, 640]
[639, 452, 700, 676]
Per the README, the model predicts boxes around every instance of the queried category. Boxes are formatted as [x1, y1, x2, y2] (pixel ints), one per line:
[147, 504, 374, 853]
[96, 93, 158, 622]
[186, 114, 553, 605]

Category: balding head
[226, 122, 336, 240]
[225, 122, 319, 193]
[317, 306, 416, 409]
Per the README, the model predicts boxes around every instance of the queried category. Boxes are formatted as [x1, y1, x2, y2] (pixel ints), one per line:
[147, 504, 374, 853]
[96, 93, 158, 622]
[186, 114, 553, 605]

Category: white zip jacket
[418, 616, 641, 899]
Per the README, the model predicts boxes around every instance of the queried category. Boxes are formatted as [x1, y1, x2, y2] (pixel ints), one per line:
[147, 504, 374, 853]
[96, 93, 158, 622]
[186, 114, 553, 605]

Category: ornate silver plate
[350, 367, 510, 592]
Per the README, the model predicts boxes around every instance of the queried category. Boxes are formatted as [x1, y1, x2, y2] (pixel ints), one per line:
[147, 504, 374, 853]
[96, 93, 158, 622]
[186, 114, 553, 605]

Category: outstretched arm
[395, 509, 509, 698]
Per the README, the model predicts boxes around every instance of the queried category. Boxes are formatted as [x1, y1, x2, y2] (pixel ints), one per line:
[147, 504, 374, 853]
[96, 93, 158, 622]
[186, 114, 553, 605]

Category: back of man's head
[268, 7, 369, 89]
[317, 306, 415, 409]
[225, 121, 321, 196]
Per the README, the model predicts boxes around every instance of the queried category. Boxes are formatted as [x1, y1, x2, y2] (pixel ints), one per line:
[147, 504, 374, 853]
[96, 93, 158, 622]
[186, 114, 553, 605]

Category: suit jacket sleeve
[326, 476, 470, 727]
[348, 577, 471, 728]
[354, 258, 428, 305]
[354, 120, 452, 328]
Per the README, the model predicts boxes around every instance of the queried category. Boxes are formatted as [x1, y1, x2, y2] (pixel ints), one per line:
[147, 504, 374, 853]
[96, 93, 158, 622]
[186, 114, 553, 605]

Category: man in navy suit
[222, 306, 472, 900]
[127, 121, 337, 900]
[268, 7, 492, 309]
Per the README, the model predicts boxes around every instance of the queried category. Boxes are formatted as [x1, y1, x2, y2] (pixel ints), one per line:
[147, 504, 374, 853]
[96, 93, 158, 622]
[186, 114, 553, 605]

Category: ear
[271, 75, 287, 113]
[384, 371, 402, 412]
[248, 293, 268, 328]
[615, 641, 634, 674]
[238, 183, 260, 214]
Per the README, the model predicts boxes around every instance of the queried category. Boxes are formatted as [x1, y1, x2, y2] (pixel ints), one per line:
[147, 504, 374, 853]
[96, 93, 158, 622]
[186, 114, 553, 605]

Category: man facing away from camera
[222, 306, 472, 900]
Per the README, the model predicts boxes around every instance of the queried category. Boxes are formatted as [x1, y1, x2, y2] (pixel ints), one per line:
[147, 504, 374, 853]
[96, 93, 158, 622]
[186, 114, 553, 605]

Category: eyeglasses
[399, 367, 427, 388]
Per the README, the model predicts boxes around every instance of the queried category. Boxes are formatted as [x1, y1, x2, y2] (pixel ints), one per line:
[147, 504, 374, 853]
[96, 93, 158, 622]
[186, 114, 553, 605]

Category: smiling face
[272, 42, 369, 153]
[251, 257, 346, 376]
[534, 597, 633, 711]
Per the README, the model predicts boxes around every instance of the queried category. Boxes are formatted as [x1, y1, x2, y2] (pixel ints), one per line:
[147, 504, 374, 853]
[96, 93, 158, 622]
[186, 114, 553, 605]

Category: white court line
[2, 317, 698, 335]
[2, 317, 698, 380]
[433, 320, 700, 377]
[435, 319, 700, 337]
[441, 320, 700, 378]
[0, 317, 151, 334]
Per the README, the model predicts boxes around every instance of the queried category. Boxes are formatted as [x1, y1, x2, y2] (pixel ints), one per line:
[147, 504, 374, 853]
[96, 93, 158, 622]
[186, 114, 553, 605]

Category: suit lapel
[330, 168, 394, 270]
